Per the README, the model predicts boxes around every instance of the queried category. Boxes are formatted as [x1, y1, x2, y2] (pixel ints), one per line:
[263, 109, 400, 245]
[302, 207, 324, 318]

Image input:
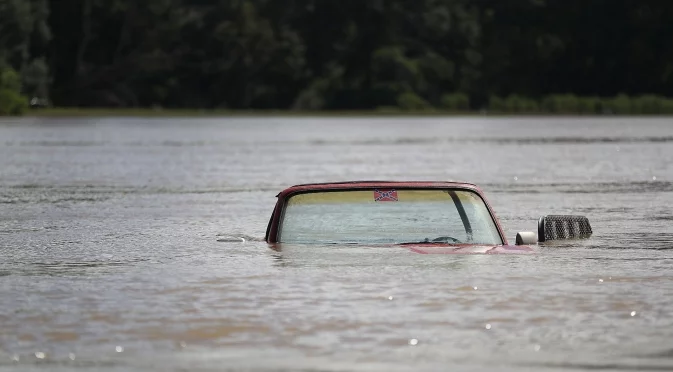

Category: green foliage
[576, 97, 601, 114]
[486, 94, 673, 114]
[0, 88, 28, 115]
[541, 95, 579, 113]
[292, 78, 331, 110]
[0, 64, 29, 115]
[397, 92, 432, 111]
[0, 0, 672, 110]
[662, 98, 673, 114]
[608, 95, 673, 115]
[521, 98, 540, 113]
[376, 106, 401, 113]
[0, 0, 50, 108]
[0, 66, 22, 91]
[440, 93, 470, 111]
[602, 94, 632, 115]
[488, 96, 505, 112]
[631, 95, 667, 114]
[503, 95, 538, 113]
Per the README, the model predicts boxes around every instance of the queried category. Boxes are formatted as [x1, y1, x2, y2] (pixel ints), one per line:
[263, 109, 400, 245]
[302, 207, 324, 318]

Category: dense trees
[0, 0, 48, 113]
[0, 0, 672, 111]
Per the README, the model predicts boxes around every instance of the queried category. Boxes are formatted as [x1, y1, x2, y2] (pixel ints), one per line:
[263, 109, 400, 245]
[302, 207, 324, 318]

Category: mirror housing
[515, 231, 537, 245]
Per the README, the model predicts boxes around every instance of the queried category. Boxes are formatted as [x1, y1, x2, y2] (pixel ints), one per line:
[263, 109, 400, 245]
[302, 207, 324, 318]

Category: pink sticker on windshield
[374, 189, 398, 202]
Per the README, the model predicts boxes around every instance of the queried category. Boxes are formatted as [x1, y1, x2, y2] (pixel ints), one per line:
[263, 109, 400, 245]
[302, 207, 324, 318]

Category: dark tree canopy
[1, 0, 672, 111]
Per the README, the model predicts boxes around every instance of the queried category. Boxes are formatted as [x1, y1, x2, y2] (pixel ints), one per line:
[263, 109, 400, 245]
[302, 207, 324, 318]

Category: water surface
[1, 116, 672, 371]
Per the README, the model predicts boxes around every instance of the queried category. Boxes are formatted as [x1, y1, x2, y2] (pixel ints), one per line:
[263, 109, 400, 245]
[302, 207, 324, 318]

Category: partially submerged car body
[265, 181, 541, 254]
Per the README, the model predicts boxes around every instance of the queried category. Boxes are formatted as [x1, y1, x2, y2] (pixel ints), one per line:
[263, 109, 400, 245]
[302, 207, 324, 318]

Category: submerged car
[265, 181, 591, 254]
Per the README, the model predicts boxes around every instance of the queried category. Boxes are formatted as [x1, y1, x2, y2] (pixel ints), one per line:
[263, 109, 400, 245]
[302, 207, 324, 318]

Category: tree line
[1, 0, 673, 114]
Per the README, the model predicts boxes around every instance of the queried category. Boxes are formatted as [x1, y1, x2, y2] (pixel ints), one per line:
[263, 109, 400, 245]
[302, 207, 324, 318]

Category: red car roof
[276, 180, 481, 198]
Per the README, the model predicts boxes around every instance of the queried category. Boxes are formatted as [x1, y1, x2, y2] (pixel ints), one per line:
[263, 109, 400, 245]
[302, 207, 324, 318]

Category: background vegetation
[1, 0, 673, 115]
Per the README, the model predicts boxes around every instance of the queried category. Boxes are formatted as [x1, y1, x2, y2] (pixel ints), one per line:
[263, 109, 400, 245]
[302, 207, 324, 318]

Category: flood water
[1, 116, 672, 371]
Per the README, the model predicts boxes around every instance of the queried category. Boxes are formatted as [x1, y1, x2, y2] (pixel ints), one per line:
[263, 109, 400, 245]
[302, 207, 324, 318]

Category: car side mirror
[538, 215, 592, 242]
[515, 231, 537, 245]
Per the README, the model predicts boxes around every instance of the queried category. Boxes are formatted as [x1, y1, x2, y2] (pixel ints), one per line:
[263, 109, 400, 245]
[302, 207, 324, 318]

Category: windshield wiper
[399, 236, 462, 245]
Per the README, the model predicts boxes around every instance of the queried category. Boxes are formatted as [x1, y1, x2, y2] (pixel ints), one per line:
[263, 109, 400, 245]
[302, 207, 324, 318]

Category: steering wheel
[430, 236, 462, 243]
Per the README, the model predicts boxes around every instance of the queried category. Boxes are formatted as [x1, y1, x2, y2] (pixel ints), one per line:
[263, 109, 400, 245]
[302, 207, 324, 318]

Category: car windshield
[279, 189, 502, 245]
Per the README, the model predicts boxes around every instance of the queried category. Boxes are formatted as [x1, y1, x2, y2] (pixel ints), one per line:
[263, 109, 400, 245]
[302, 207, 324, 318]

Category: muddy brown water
[1, 116, 672, 371]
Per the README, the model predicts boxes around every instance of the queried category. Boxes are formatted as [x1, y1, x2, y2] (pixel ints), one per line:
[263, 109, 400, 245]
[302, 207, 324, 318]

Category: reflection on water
[0, 117, 672, 371]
